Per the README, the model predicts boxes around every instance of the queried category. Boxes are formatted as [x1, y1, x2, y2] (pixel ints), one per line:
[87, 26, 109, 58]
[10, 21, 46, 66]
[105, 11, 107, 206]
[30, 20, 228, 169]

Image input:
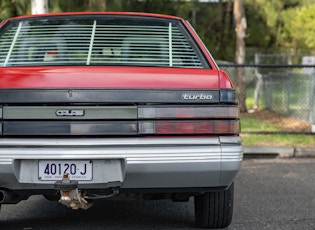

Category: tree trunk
[234, 0, 247, 112]
[99, 0, 106, 11]
[224, 0, 232, 40]
[31, 0, 48, 14]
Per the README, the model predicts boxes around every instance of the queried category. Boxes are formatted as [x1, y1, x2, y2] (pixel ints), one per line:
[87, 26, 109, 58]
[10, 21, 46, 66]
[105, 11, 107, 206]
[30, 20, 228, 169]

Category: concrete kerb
[295, 148, 315, 158]
[244, 146, 315, 158]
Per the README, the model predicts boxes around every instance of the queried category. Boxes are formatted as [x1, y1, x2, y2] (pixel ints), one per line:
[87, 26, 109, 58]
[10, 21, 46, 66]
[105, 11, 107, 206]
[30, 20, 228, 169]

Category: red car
[0, 12, 242, 229]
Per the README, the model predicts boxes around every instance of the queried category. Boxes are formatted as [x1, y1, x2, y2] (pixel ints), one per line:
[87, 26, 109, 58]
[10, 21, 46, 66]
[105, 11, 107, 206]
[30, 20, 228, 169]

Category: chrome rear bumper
[0, 136, 242, 190]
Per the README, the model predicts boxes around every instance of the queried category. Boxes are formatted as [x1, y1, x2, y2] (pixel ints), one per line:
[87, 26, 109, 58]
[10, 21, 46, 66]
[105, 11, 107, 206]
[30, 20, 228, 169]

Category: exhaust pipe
[0, 190, 5, 203]
[0, 189, 23, 204]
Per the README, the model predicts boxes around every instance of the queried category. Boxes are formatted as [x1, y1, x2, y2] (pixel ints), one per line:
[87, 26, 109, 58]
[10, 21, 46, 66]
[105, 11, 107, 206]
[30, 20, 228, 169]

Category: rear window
[0, 15, 208, 68]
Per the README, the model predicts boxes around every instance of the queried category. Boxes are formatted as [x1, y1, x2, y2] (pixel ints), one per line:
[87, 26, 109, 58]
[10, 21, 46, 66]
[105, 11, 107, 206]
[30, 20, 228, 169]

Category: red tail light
[138, 106, 240, 135]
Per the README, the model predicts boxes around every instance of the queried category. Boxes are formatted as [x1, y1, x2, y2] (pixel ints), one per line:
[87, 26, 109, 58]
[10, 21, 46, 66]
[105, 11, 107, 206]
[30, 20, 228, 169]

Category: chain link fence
[219, 63, 315, 134]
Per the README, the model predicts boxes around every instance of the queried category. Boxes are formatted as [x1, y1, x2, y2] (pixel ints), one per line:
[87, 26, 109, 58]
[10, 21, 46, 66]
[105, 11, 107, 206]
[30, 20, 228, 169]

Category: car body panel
[0, 66, 221, 89]
[0, 137, 242, 190]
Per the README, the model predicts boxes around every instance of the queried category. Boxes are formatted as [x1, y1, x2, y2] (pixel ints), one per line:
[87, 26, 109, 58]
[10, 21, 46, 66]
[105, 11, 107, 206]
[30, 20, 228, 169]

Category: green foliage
[243, 0, 315, 53]
[2, 0, 315, 60]
[283, 4, 315, 50]
[0, 0, 30, 20]
[244, 0, 301, 51]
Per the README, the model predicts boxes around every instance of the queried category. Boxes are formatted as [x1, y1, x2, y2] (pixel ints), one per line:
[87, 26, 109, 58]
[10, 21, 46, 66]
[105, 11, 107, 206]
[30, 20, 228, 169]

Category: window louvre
[0, 16, 205, 68]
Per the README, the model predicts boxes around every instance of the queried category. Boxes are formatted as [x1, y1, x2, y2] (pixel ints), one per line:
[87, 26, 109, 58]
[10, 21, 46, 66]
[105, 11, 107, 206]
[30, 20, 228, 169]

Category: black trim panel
[3, 121, 137, 135]
[0, 89, 220, 104]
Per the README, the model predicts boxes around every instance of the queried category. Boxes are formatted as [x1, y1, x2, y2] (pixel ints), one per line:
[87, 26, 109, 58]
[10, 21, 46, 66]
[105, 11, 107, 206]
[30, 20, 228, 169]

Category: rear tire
[194, 182, 234, 229]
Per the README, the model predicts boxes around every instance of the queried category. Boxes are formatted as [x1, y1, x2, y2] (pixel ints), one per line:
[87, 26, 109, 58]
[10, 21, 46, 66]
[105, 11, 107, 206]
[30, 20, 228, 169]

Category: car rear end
[0, 12, 242, 228]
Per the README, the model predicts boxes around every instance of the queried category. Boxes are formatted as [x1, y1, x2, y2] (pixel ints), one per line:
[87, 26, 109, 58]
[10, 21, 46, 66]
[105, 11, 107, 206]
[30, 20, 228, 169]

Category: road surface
[1, 158, 314, 229]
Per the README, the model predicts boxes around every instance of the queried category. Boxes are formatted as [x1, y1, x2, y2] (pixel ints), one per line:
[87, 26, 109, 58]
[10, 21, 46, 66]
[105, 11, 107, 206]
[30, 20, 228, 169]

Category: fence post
[265, 73, 273, 111]
[254, 53, 262, 109]
[309, 73, 315, 124]
[286, 72, 292, 115]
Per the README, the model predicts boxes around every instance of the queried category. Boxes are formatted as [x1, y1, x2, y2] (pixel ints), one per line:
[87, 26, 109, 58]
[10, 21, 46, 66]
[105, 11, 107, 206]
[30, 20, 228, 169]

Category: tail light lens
[138, 106, 240, 135]
[139, 120, 240, 135]
[138, 106, 239, 119]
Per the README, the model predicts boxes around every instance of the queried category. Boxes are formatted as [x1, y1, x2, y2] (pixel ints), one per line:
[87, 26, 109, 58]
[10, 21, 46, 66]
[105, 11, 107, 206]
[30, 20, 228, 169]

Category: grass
[240, 113, 281, 132]
[235, 70, 315, 148]
[241, 133, 315, 148]
[240, 113, 315, 148]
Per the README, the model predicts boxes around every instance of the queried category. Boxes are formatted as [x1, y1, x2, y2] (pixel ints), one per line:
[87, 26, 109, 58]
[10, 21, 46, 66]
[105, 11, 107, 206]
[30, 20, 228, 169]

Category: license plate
[38, 160, 93, 181]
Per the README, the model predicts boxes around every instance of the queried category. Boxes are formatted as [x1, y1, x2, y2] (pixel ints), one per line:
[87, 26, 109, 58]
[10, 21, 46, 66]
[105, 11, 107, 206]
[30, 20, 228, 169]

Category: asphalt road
[0, 158, 314, 230]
